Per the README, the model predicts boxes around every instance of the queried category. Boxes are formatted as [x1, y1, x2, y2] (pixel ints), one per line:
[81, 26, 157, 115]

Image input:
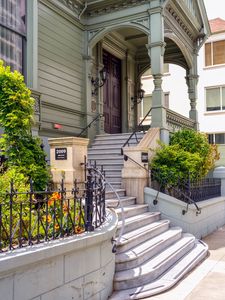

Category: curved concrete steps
[115, 227, 182, 271]
[110, 240, 208, 299]
[88, 133, 208, 299]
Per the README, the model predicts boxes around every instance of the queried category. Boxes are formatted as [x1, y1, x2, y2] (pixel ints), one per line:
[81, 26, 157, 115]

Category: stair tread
[115, 234, 195, 281]
[116, 227, 182, 263]
[110, 241, 208, 299]
[117, 211, 160, 228]
[117, 220, 170, 246]
[115, 204, 148, 213]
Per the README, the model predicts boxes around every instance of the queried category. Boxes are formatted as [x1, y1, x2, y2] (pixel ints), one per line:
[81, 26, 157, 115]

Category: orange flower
[75, 226, 85, 234]
[63, 204, 69, 214]
[48, 192, 61, 206]
[42, 215, 52, 223]
[54, 224, 60, 230]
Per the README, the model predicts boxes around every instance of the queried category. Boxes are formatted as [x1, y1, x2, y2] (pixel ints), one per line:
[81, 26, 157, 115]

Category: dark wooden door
[103, 50, 121, 134]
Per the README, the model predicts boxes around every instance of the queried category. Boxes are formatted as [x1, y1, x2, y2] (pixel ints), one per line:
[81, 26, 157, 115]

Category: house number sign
[55, 148, 67, 160]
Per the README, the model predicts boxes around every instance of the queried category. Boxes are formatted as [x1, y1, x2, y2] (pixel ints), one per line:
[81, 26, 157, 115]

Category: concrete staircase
[88, 132, 144, 190]
[88, 133, 208, 300]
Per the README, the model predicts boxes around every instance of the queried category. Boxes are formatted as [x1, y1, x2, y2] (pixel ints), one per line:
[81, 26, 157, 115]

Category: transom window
[205, 40, 225, 67]
[0, 0, 26, 73]
[206, 86, 225, 112]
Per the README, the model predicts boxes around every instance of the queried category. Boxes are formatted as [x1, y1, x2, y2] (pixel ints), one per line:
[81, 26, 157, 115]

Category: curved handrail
[121, 108, 152, 155]
[78, 114, 103, 137]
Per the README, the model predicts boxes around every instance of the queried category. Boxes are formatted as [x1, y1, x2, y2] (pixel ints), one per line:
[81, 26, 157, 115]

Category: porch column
[186, 52, 199, 130]
[147, 3, 169, 144]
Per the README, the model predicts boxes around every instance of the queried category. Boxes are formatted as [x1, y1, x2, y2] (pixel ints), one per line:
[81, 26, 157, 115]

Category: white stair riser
[105, 190, 126, 199]
[116, 213, 160, 236]
[106, 198, 136, 208]
[117, 206, 148, 221]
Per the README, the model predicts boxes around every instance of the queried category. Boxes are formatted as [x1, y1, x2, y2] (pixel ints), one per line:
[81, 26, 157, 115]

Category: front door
[103, 50, 121, 134]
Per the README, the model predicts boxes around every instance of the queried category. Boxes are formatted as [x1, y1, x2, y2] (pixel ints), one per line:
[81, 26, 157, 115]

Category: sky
[203, 0, 225, 20]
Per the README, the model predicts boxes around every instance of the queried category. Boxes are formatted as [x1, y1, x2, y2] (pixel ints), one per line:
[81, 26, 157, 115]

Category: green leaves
[150, 129, 219, 186]
[0, 60, 50, 191]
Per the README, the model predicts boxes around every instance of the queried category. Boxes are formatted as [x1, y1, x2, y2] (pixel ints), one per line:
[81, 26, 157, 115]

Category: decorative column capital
[146, 42, 166, 57]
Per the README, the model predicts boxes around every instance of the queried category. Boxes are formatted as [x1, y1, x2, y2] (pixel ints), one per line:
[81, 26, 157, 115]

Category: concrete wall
[145, 187, 225, 239]
[0, 209, 117, 300]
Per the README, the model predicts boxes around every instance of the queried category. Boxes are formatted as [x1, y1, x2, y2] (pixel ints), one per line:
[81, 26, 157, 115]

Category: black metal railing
[151, 170, 221, 208]
[121, 108, 152, 155]
[78, 114, 103, 137]
[0, 161, 106, 252]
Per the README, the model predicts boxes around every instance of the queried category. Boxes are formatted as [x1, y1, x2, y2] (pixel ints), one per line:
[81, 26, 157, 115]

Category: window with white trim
[0, 0, 26, 73]
[205, 40, 225, 67]
[206, 86, 225, 112]
[208, 133, 225, 144]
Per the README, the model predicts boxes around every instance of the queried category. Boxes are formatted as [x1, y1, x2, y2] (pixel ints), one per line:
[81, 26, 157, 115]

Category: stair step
[105, 189, 126, 199]
[94, 133, 144, 141]
[88, 149, 122, 155]
[106, 196, 136, 208]
[116, 227, 182, 271]
[88, 154, 123, 160]
[117, 220, 170, 253]
[110, 240, 208, 299]
[116, 211, 161, 236]
[115, 204, 148, 221]
[89, 157, 124, 165]
[114, 233, 195, 290]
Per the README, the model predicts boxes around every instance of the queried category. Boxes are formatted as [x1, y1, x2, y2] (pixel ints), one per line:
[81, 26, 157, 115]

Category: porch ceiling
[113, 28, 188, 70]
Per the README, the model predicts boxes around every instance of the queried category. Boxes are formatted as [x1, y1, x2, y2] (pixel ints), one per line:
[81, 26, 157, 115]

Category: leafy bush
[150, 129, 219, 186]
[0, 60, 50, 191]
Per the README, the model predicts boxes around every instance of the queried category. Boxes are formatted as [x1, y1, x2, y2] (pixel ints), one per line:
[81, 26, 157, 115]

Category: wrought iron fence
[151, 171, 221, 203]
[0, 162, 106, 252]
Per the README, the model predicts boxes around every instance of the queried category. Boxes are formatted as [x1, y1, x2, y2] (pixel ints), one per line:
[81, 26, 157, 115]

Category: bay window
[0, 0, 26, 73]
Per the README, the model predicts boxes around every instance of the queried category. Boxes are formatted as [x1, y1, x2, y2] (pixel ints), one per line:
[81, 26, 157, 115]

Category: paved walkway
[145, 225, 225, 300]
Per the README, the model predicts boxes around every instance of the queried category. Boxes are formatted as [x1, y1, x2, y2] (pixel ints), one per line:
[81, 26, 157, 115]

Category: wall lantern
[91, 67, 107, 96]
[131, 88, 145, 109]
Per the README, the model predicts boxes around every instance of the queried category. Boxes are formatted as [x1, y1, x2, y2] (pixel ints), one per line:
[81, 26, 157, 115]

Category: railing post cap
[213, 166, 225, 178]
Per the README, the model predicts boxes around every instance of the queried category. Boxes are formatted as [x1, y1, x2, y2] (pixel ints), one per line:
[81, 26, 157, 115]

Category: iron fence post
[85, 173, 94, 231]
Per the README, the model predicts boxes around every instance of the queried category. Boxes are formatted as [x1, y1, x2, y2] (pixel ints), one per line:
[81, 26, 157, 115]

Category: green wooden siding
[38, 2, 85, 135]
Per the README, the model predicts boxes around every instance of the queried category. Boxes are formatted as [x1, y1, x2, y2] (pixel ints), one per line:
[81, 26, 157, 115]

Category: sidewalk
[146, 225, 225, 300]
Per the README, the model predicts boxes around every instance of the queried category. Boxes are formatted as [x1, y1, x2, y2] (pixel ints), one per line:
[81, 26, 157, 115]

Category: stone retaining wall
[0, 209, 117, 300]
[145, 187, 225, 239]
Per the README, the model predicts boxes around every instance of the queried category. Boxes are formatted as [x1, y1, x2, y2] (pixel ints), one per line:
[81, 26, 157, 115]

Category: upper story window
[205, 40, 225, 67]
[206, 86, 225, 112]
[0, 0, 26, 73]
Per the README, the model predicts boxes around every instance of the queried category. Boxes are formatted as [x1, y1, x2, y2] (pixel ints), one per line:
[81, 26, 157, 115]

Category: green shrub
[150, 129, 219, 186]
[0, 60, 50, 191]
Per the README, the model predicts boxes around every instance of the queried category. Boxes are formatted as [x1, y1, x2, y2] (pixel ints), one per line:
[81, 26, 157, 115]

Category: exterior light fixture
[131, 87, 145, 108]
[91, 67, 107, 96]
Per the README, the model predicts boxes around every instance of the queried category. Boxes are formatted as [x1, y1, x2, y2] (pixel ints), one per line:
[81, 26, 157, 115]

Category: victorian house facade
[0, 0, 210, 149]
